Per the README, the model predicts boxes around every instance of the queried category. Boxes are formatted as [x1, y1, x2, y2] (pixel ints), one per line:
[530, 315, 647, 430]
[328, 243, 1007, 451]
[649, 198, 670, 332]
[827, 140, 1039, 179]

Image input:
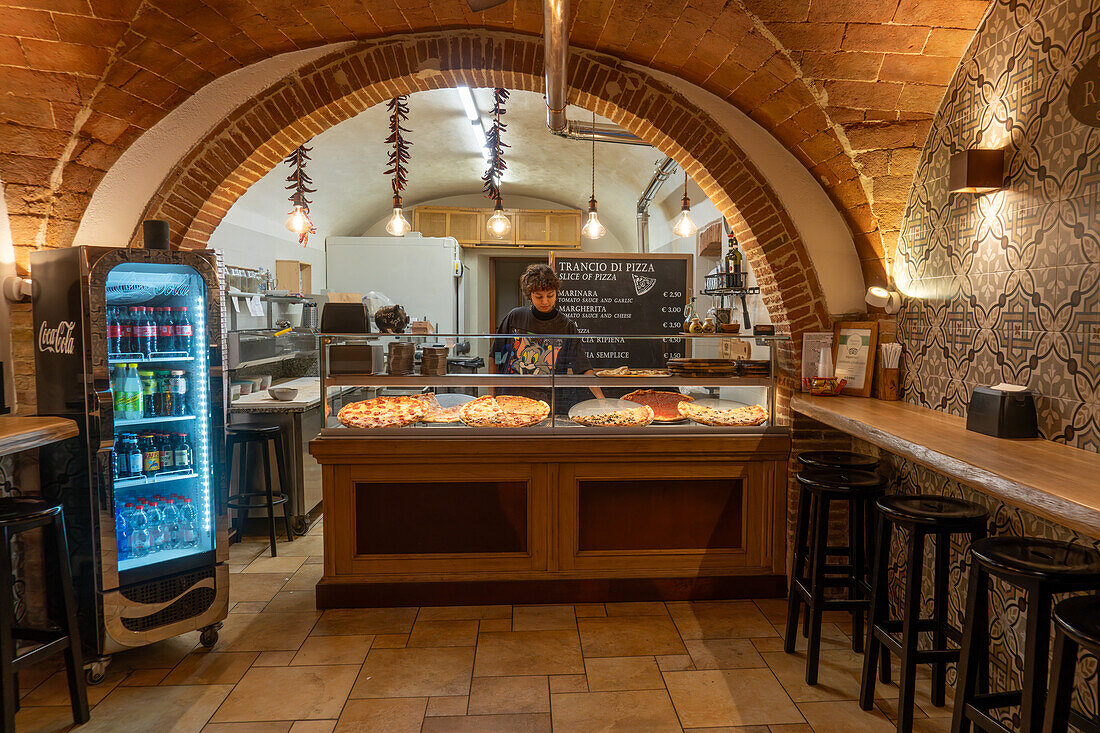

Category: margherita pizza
[458, 395, 550, 428]
[416, 393, 463, 424]
[337, 395, 428, 428]
[677, 401, 769, 427]
[621, 389, 694, 422]
[571, 404, 654, 427]
[594, 366, 673, 377]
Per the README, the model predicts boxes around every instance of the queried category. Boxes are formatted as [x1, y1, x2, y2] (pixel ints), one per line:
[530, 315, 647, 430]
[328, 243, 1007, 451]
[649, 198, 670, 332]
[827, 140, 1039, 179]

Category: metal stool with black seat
[0, 498, 89, 731]
[951, 537, 1100, 733]
[1043, 594, 1100, 733]
[859, 494, 989, 733]
[785, 465, 886, 684]
[226, 424, 294, 557]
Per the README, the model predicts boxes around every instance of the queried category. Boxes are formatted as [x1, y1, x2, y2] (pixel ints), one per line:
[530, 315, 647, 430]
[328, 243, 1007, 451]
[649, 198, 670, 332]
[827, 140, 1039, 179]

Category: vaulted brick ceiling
[0, 0, 990, 284]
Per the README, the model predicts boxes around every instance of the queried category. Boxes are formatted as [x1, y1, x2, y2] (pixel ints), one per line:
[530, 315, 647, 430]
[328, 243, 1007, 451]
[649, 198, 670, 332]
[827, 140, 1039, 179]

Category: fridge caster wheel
[291, 516, 310, 535]
[200, 624, 221, 648]
[85, 658, 110, 685]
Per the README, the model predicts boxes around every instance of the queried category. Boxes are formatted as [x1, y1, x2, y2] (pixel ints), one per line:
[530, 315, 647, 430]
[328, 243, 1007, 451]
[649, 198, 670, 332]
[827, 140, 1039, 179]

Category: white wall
[208, 214, 328, 292]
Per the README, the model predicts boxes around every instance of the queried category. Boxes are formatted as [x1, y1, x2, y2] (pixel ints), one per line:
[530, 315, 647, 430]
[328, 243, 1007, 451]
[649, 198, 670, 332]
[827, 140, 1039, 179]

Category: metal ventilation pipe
[636, 156, 678, 252]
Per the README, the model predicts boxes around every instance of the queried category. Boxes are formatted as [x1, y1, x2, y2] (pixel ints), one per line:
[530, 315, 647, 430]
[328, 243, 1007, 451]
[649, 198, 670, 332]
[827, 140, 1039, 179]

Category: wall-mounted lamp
[865, 286, 901, 314]
[949, 148, 1004, 193]
[2, 276, 33, 302]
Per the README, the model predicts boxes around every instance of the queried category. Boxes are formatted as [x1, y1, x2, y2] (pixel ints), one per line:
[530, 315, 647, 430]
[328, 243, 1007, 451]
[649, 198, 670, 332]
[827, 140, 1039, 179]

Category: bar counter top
[0, 416, 78, 457]
[229, 376, 343, 414]
[791, 394, 1100, 539]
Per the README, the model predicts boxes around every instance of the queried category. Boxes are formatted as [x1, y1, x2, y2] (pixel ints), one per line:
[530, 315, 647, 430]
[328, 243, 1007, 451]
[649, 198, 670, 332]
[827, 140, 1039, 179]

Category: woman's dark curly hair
[520, 263, 560, 297]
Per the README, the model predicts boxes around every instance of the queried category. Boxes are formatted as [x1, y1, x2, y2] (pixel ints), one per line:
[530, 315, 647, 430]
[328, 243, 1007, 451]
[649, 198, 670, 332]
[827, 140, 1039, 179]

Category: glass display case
[319, 333, 784, 436]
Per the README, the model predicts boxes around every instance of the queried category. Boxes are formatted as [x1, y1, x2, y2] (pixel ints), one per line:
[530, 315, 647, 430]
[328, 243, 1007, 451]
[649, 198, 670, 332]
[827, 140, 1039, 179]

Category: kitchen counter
[229, 376, 344, 413]
[791, 394, 1100, 539]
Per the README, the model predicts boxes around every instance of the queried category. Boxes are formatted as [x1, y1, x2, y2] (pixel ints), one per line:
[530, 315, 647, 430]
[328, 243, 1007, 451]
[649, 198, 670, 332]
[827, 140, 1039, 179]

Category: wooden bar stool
[859, 494, 989, 733]
[0, 498, 89, 731]
[227, 424, 294, 557]
[785, 467, 886, 684]
[952, 537, 1100, 733]
[1043, 594, 1100, 733]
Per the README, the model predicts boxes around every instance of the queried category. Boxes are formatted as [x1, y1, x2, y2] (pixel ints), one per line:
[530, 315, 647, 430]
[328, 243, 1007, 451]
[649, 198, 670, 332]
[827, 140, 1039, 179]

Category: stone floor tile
[281, 564, 324, 591]
[351, 646, 475, 698]
[478, 618, 512, 632]
[685, 638, 767, 670]
[229, 542, 267, 564]
[425, 695, 469, 716]
[584, 656, 664, 691]
[14, 706, 79, 733]
[573, 603, 606, 617]
[215, 612, 319, 652]
[752, 622, 850, 653]
[762, 647, 882, 703]
[253, 651, 297, 666]
[682, 727, 771, 733]
[796, 699, 898, 732]
[261, 534, 323, 557]
[371, 633, 409, 648]
[21, 667, 125, 707]
[511, 605, 577, 631]
[418, 605, 512, 620]
[289, 722, 337, 733]
[79, 684, 234, 732]
[656, 654, 694, 671]
[332, 698, 427, 733]
[264, 590, 319, 614]
[407, 618, 480, 647]
[112, 633, 199, 670]
[663, 668, 805, 728]
[473, 629, 584, 677]
[666, 600, 779, 640]
[202, 723, 293, 732]
[121, 668, 171, 686]
[754, 598, 789, 624]
[551, 689, 681, 732]
[163, 651, 259, 685]
[231, 602, 269, 614]
[577, 615, 687, 657]
[468, 675, 550, 714]
[211, 665, 359, 722]
[420, 712, 551, 732]
[311, 608, 417, 636]
[228, 573, 291, 604]
[603, 601, 669, 616]
[291, 635, 374, 666]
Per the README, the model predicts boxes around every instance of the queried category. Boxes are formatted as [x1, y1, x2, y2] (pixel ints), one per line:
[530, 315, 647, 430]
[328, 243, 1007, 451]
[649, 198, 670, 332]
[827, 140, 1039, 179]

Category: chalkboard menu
[553, 252, 692, 369]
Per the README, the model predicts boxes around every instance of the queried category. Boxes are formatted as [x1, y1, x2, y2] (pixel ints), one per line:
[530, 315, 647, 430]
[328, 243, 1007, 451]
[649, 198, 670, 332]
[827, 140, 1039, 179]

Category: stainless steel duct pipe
[636, 156, 678, 252]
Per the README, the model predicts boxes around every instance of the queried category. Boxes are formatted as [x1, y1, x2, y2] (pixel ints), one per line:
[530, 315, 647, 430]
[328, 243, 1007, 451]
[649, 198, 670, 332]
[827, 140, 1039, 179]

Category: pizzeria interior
[2, 0, 1100, 731]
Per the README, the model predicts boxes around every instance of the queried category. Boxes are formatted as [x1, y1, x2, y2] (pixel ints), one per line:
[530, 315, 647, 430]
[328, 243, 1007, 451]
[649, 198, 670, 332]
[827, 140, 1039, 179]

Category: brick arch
[141, 31, 828, 366]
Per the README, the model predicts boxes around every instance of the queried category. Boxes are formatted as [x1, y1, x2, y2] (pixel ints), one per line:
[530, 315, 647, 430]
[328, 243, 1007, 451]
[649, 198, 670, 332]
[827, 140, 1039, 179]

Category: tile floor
[16, 520, 955, 732]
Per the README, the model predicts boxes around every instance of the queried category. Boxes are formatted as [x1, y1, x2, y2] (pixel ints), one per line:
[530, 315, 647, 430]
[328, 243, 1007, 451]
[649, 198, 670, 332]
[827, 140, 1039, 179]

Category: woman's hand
[584, 370, 605, 399]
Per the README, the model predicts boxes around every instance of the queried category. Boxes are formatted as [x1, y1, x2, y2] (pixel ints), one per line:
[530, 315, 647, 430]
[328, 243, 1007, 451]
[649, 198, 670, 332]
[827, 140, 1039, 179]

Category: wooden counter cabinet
[310, 431, 790, 607]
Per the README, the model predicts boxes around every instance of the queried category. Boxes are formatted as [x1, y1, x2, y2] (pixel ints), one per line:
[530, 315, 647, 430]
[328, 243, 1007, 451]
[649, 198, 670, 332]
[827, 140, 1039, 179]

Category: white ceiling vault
[221, 89, 669, 247]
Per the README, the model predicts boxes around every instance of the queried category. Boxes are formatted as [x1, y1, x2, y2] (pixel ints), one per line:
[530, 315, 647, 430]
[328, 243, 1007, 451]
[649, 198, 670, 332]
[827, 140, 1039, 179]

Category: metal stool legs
[228, 430, 294, 558]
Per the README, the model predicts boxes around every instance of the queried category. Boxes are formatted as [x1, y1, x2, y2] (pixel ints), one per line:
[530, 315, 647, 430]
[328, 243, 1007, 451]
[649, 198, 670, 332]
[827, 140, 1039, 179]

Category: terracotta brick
[855, 149, 891, 176]
[824, 79, 903, 110]
[742, 0, 811, 22]
[0, 7, 59, 40]
[800, 51, 884, 81]
[841, 23, 930, 54]
[846, 119, 928, 150]
[18, 38, 111, 76]
[871, 174, 912, 202]
[769, 22, 846, 51]
[52, 13, 127, 47]
[892, 0, 987, 27]
[809, 0, 899, 24]
[0, 66, 83, 104]
[923, 27, 975, 56]
[888, 147, 921, 173]
[0, 96, 54, 129]
[879, 54, 957, 85]
[896, 83, 946, 113]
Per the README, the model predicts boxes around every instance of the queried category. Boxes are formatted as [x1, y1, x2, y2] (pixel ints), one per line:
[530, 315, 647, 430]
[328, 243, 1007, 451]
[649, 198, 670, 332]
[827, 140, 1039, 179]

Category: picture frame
[832, 321, 878, 397]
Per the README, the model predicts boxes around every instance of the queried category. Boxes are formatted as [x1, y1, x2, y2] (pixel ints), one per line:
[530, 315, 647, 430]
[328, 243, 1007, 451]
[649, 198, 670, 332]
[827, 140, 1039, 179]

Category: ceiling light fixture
[672, 171, 698, 238]
[581, 109, 606, 240]
[483, 88, 512, 240]
[283, 143, 316, 245]
[384, 96, 413, 237]
[456, 86, 492, 162]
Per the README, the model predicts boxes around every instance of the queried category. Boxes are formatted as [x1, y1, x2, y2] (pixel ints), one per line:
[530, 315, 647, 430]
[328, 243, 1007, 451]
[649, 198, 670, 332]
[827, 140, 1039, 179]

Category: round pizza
[571, 404, 654, 427]
[459, 395, 550, 428]
[621, 389, 695, 422]
[677, 401, 769, 427]
[337, 395, 428, 428]
[594, 366, 673, 378]
[415, 393, 466, 424]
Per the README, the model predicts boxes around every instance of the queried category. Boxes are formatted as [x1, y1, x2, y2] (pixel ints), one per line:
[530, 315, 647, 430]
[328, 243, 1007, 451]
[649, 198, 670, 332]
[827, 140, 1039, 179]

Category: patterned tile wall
[896, 0, 1100, 451]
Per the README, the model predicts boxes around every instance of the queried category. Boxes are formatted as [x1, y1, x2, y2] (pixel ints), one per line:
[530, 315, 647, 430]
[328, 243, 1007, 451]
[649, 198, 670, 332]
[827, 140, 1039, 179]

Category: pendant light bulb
[285, 205, 311, 235]
[672, 172, 697, 238]
[487, 200, 511, 238]
[385, 197, 411, 237]
[581, 197, 606, 240]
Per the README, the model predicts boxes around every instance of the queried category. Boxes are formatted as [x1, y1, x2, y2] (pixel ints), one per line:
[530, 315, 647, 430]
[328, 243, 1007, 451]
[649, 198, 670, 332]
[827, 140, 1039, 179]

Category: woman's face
[530, 289, 557, 313]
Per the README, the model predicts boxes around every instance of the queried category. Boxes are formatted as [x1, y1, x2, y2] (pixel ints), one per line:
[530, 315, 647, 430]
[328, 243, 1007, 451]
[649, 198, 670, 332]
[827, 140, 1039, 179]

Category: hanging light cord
[590, 109, 596, 201]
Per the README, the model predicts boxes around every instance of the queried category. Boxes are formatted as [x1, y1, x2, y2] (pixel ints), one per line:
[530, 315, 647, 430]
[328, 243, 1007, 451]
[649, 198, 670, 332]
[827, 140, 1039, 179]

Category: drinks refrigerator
[31, 246, 229, 682]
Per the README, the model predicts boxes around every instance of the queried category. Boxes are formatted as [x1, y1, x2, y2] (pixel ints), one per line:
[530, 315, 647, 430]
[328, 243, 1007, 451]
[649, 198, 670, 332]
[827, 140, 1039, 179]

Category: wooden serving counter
[309, 430, 791, 607]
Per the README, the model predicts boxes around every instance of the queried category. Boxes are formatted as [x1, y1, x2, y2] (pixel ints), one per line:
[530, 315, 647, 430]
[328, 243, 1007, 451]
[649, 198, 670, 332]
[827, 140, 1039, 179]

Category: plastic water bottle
[128, 503, 150, 558]
[162, 500, 181, 550]
[116, 503, 131, 561]
[179, 498, 198, 548]
[146, 501, 165, 553]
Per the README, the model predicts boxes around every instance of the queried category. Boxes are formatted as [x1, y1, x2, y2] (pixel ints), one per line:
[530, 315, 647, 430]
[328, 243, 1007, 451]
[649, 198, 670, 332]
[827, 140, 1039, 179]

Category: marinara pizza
[570, 404, 654, 427]
[458, 395, 550, 428]
[621, 389, 695, 422]
[337, 395, 428, 428]
[677, 401, 769, 427]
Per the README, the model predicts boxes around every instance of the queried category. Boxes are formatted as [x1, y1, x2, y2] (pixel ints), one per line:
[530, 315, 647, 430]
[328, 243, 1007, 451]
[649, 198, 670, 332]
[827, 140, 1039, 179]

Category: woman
[493, 263, 603, 408]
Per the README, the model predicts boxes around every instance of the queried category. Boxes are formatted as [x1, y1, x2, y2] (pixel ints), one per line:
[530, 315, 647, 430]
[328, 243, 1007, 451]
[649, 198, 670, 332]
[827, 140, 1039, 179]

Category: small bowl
[719, 323, 741, 334]
[268, 387, 299, 401]
[258, 375, 273, 390]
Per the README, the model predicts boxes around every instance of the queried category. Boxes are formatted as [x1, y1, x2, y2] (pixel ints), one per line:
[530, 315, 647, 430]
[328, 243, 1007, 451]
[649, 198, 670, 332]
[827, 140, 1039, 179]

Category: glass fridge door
[105, 262, 216, 585]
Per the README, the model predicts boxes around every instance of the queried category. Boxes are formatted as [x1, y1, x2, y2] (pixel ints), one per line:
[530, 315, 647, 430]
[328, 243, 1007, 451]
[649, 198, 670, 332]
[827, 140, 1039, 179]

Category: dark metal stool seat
[786, 468, 886, 685]
[860, 494, 988, 733]
[226, 424, 294, 557]
[0, 498, 89, 731]
[797, 450, 880, 471]
[953, 537, 1100, 733]
[1044, 594, 1100, 733]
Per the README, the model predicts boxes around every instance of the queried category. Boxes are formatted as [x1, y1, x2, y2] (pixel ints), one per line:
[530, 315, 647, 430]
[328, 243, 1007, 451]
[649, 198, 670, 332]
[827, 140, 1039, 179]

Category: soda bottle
[174, 307, 193, 356]
[125, 434, 143, 477]
[159, 433, 175, 473]
[135, 306, 157, 357]
[124, 364, 143, 420]
[157, 371, 171, 417]
[173, 433, 193, 472]
[126, 307, 141, 355]
[107, 307, 121, 355]
[112, 364, 126, 416]
[139, 370, 157, 418]
[179, 498, 198, 548]
[141, 434, 161, 475]
[168, 370, 188, 416]
[162, 499, 181, 550]
[116, 503, 131, 561]
[159, 307, 176, 353]
[128, 503, 149, 558]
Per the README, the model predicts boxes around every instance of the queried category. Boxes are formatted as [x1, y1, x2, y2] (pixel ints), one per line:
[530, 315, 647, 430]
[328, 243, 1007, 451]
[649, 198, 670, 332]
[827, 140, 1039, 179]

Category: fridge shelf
[109, 353, 194, 364]
[116, 415, 197, 428]
[118, 546, 205, 573]
[115, 469, 197, 490]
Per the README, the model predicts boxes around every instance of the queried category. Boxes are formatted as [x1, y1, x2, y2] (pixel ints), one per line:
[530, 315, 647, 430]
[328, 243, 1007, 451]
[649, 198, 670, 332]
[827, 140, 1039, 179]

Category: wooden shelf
[0, 416, 78, 457]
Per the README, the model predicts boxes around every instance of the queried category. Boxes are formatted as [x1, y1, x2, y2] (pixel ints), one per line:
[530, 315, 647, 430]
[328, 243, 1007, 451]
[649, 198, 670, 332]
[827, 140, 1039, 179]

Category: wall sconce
[865, 286, 901, 314]
[949, 148, 1004, 193]
[2, 276, 33, 302]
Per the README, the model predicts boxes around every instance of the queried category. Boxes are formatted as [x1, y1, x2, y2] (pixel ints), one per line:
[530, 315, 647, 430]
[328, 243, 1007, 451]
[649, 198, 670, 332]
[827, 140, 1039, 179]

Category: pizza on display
[570, 404, 654, 427]
[416, 393, 463, 424]
[458, 395, 550, 428]
[621, 389, 694, 422]
[337, 395, 428, 428]
[677, 402, 769, 427]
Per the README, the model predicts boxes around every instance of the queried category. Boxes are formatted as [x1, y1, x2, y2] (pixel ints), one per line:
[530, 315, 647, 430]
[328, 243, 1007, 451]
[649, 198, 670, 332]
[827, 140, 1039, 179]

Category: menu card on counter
[552, 252, 692, 369]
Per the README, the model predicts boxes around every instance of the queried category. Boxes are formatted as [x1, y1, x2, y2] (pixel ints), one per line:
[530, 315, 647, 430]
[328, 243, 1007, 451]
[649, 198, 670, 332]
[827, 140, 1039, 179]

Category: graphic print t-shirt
[493, 306, 592, 410]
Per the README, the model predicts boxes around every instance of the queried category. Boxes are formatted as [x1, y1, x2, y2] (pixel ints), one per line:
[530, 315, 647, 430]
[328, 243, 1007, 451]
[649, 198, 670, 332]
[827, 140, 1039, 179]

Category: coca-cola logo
[38, 320, 77, 355]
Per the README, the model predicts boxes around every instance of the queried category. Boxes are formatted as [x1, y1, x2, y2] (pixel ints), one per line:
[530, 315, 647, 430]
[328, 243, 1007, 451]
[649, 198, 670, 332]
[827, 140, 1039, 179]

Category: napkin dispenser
[966, 384, 1038, 439]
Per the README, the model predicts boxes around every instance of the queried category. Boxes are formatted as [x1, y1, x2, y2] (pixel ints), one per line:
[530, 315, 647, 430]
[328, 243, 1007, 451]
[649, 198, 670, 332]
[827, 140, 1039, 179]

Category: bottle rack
[109, 353, 194, 364]
[116, 415, 196, 428]
[115, 469, 197, 489]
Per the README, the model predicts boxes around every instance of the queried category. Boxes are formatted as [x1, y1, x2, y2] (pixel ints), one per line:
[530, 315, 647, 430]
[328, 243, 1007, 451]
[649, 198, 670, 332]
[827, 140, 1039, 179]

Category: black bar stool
[1044, 594, 1100, 733]
[786, 466, 885, 684]
[226, 424, 294, 557]
[0, 498, 89, 731]
[797, 450, 880, 472]
[952, 537, 1100, 733]
[859, 494, 989, 733]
